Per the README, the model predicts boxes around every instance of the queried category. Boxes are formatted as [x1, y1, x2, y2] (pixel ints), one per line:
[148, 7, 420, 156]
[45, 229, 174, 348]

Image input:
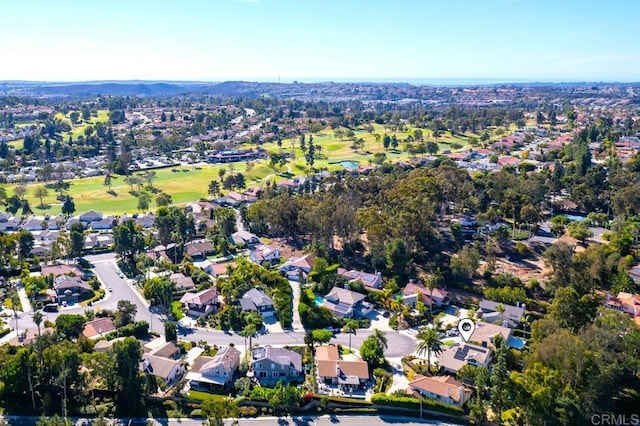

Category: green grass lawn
[171, 301, 184, 320]
[442, 339, 455, 347]
[187, 390, 228, 402]
[1, 123, 482, 215]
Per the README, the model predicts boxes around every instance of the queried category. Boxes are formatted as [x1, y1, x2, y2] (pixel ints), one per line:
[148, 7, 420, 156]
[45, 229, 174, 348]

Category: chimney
[336, 362, 340, 376]
[516, 301, 519, 308]
[458, 386, 465, 404]
[521, 303, 526, 310]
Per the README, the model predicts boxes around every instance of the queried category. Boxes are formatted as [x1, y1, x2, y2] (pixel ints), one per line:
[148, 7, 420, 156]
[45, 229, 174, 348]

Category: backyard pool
[330, 160, 359, 169]
[315, 296, 325, 306]
[562, 214, 587, 222]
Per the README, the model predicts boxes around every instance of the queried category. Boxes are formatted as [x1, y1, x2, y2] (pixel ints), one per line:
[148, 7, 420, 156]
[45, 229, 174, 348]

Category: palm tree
[372, 328, 388, 352]
[416, 326, 443, 374]
[33, 311, 43, 336]
[241, 324, 258, 357]
[342, 319, 358, 352]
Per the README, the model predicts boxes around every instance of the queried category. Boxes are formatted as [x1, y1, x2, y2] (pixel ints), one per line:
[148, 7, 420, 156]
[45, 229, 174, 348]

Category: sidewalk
[16, 284, 32, 314]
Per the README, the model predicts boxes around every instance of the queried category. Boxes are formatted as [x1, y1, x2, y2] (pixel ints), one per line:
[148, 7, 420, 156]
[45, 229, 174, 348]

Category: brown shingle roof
[82, 317, 116, 338]
[408, 375, 467, 402]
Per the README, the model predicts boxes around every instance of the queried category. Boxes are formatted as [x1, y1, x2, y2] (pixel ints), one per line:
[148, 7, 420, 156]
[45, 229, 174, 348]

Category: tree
[115, 300, 137, 327]
[33, 186, 49, 209]
[567, 220, 593, 244]
[311, 329, 333, 346]
[61, 195, 75, 218]
[103, 173, 112, 192]
[385, 238, 411, 283]
[36, 415, 72, 426]
[360, 335, 384, 368]
[141, 170, 157, 190]
[70, 222, 85, 259]
[201, 397, 239, 426]
[208, 180, 221, 197]
[490, 344, 510, 423]
[240, 323, 258, 355]
[156, 191, 172, 206]
[33, 311, 43, 336]
[137, 192, 151, 212]
[342, 319, 358, 352]
[451, 244, 480, 283]
[17, 230, 34, 260]
[111, 337, 143, 414]
[371, 328, 388, 352]
[415, 326, 442, 374]
[164, 321, 177, 342]
[55, 314, 86, 339]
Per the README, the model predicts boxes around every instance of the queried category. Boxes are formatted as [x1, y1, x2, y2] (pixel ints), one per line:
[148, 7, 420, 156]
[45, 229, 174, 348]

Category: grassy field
[1, 123, 485, 215]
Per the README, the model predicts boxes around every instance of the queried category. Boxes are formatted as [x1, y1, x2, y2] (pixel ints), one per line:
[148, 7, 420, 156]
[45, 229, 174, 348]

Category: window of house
[271, 363, 275, 369]
[272, 372, 278, 378]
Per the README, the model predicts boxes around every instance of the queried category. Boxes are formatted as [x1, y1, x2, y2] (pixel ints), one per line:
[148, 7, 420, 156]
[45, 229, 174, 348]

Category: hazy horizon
[2, 0, 639, 82]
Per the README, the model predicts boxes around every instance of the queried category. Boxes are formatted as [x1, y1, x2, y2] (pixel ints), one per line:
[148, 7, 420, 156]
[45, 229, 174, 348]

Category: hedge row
[371, 393, 464, 415]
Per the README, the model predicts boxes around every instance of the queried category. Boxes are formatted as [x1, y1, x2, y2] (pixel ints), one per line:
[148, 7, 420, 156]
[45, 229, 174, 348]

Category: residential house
[437, 343, 492, 374]
[82, 317, 116, 339]
[149, 341, 181, 360]
[467, 321, 521, 349]
[239, 288, 275, 317]
[251, 345, 303, 385]
[141, 355, 186, 386]
[229, 230, 260, 247]
[23, 217, 45, 231]
[407, 375, 472, 407]
[478, 299, 525, 328]
[200, 261, 235, 278]
[605, 292, 640, 318]
[249, 244, 281, 266]
[169, 272, 196, 294]
[180, 287, 219, 317]
[323, 286, 373, 318]
[402, 282, 450, 308]
[46, 215, 65, 230]
[0, 216, 21, 232]
[89, 216, 114, 231]
[84, 233, 114, 250]
[187, 346, 241, 391]
[278, 254, 314, 281]
[41, 264, 88, 279]
[53, 275, 93, 304]
[337, 268, 382, 290]
[79, 210, 103, 223]
[185, 241, 216, 260]
[316, 345, 369, 392]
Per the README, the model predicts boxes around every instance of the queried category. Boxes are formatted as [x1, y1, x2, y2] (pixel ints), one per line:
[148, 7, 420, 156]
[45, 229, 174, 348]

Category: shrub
[190, 409, 202, 417]
[0, 327, 10, 337]
[370, 393, 463, 415]
[238, 406, 258, 417]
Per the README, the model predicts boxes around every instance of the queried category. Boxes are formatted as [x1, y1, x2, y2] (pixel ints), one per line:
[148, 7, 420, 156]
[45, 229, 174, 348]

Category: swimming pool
[562, 214, 587, 222]
[330, 160, 359, 169]
[315, 296, 325, 306]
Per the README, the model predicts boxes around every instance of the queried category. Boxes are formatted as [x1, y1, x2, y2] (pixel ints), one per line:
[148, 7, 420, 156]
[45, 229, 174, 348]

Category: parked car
[43, 303, 58, 312]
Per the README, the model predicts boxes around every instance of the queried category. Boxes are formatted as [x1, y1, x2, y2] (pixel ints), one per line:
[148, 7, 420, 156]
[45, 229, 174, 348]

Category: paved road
[1, 415, 461, 426]
[13, 253, 417, 357]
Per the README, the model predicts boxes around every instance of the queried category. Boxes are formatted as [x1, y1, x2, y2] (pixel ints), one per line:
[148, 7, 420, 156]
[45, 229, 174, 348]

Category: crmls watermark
[591, 414, 640, 426]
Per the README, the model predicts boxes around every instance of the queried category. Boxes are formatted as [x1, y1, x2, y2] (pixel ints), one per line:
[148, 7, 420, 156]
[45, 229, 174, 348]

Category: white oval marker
[458, 319, 476, 343]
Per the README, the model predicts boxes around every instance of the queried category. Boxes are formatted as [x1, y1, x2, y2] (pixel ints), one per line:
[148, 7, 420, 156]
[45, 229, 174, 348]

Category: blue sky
[1, 0, 639, 82]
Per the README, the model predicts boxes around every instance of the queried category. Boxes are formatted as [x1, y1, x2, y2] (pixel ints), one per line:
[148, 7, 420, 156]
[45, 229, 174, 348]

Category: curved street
[12, 253, 418, 358]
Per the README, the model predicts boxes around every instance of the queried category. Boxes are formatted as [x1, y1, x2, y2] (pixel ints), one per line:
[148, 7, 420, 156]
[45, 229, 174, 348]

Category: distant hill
[35, 82, 190, 96]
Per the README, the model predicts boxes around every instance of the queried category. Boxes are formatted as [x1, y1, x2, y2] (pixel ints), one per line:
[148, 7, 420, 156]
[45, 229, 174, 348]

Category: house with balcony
[323, 286, 372, 318]
[187, 346, 241, 391]
[250, 345, 303, 385]
[239, 288, 275, 318]
[180, 287, 219, 317]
